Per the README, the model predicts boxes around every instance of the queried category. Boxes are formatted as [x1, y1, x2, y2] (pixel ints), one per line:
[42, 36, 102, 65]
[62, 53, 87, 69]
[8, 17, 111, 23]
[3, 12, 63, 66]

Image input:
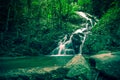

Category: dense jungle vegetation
[0, 0, 120, 56]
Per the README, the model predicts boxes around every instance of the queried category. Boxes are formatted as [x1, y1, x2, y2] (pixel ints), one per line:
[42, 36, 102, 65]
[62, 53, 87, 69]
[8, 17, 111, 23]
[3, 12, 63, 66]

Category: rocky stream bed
[0, 52, 120, 80]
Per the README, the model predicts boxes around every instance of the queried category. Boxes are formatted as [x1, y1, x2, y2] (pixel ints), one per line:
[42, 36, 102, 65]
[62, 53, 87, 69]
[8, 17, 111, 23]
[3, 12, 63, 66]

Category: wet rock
[7, 66, 60, 75]
[89, 52, 120, 80]
[1, 67, 68, 80]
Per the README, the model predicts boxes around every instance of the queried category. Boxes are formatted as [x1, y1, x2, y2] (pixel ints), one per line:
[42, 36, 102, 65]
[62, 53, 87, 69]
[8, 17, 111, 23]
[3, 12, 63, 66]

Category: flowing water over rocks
[51, 11, 98, 55]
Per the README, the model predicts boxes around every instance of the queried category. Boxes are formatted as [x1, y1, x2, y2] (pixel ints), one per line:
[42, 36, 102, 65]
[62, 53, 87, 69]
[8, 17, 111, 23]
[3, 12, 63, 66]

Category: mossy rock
[89, 52, 120, 80]
[65, 55, 91, 79]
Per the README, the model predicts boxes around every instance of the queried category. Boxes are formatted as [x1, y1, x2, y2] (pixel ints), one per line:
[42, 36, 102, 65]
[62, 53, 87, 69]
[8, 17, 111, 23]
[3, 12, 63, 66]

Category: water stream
[51, 11, 98, 56]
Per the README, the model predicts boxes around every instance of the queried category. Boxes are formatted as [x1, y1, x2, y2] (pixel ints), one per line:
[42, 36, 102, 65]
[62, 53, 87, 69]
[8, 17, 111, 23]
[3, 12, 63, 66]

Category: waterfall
[51, 11, 98, 56]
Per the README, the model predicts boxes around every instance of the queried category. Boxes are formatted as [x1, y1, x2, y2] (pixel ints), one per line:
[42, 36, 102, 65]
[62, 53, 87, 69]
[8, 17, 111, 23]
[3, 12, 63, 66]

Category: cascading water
[51, 11, 98, 56]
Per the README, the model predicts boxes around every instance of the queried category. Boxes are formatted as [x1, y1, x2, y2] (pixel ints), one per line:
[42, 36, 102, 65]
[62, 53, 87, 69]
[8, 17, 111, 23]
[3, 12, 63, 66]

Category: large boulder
[89, 52, 120, 80]
[65, 55, 91, 79]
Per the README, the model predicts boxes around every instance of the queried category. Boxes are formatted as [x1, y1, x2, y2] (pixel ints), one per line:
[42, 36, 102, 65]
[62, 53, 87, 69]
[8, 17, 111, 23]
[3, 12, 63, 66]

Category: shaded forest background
[0, 0, 120, 56]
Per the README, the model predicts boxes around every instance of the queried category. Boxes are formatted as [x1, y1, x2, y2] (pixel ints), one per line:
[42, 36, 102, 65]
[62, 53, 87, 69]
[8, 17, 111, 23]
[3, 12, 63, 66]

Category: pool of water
[0, 55, 73, 73]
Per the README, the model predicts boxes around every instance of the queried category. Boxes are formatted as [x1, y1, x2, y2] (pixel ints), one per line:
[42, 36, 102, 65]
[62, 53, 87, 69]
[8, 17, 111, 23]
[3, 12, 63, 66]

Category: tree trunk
[5, 7, 10, 32]
[58, 0, 62, 29]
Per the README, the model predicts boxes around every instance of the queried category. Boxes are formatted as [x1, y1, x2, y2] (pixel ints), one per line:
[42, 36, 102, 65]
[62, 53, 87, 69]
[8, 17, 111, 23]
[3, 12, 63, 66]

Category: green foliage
[78, 0, 91, 6]
[91, 0, 117, 18]
[1, 0, 120, 56]
[83, 4, 120, 54]
[0, 0, 84, 56]
[77, 0, 92, 12]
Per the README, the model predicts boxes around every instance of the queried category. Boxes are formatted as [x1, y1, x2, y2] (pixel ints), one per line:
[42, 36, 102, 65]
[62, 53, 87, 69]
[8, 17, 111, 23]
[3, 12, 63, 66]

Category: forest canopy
[0, 0, 120, 56]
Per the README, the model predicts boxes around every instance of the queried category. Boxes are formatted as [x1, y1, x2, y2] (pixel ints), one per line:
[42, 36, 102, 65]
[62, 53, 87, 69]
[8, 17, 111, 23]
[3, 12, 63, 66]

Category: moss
[83, 5, 120, 55]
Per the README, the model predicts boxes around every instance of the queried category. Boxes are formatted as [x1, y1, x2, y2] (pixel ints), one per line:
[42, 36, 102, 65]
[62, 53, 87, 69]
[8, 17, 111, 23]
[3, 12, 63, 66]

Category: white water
[51, 11, 98, 56]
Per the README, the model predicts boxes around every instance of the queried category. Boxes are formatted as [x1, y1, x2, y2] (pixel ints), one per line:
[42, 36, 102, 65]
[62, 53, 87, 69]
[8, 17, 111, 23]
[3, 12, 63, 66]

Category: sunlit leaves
[78, 0, 91, 6]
